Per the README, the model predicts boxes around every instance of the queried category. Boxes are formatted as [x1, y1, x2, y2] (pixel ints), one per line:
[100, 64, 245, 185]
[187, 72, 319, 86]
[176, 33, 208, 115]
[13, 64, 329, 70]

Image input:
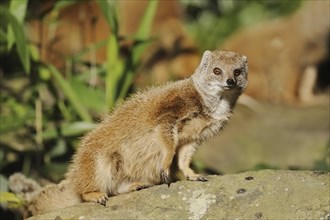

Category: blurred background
[0, 0, 329, 218]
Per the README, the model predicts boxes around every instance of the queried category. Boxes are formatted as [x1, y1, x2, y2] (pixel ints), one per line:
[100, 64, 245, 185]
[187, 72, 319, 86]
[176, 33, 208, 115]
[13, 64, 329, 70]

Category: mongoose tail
[28, 180, 81, 216]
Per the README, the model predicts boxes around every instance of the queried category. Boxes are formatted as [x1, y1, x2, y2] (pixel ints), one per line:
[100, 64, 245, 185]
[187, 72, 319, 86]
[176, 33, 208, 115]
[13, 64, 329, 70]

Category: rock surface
[195, 103, 329, 173]
[29, 170, 329, 220]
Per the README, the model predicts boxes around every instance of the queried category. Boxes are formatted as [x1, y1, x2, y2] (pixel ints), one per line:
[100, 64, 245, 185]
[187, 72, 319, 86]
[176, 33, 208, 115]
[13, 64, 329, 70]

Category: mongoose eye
[213, 67, 222, 75]
[234, 69, 242, 76]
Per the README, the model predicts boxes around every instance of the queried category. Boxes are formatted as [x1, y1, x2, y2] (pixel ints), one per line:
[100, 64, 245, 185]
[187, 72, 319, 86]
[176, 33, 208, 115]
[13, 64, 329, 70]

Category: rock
[195, 103, 329, 173]
[28, 170, 329, 220]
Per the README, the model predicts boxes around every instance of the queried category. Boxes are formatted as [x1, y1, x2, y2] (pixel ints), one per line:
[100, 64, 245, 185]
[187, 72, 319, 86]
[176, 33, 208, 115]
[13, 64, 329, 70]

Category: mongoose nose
[226, 79, 236, 86]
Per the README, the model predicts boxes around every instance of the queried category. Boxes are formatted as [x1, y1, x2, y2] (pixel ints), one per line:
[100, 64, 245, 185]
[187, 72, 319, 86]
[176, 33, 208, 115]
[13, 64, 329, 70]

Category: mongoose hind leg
[158, 126, 177, 185]
[81, 191, 108, 206]
[178, 143, 208, 182]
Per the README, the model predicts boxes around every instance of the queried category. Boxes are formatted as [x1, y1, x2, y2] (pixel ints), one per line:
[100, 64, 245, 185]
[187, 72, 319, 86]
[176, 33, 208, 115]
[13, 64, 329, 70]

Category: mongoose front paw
[187, 174, 208, 182]
[160, 169, 171, 186]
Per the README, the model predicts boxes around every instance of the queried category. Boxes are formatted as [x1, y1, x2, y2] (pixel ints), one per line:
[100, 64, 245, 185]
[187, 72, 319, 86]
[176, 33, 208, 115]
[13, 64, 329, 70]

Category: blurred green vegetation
[0, 0, 158, 183]
[181, 0, 302, 50]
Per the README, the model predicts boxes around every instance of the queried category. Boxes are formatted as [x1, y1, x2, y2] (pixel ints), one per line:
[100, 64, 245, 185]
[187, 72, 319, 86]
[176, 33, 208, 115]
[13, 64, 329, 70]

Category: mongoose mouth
[224, 85, 237, 90]
[223, 85, 244, 92]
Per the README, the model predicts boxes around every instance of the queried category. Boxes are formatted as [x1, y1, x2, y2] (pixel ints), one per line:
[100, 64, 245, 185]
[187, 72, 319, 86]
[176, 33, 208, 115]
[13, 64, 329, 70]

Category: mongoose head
[192, 50, 248, 96]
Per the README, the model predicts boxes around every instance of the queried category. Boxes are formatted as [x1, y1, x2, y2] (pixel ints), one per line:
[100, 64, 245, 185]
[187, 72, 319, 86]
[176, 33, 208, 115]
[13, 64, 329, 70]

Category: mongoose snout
[226, 78, 236, 87]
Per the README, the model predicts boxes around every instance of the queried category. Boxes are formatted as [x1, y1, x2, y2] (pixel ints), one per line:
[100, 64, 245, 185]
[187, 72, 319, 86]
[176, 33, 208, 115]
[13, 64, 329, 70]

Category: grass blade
[48, 65, 92, 122]
[103, 0, 158, 106]
[7, 0, 28, 50]
[53, 0, 80, 11]
[96, 0, 118, 35]
[132, 0, 158, 64]
[117, 0, 159, 101]
[42, 122, 96, 140]
[0, 6, 30, 74]
[106, 35, 124, 108]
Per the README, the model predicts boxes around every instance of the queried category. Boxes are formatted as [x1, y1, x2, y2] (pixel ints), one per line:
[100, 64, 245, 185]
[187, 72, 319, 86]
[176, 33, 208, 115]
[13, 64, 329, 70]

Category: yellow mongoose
[28, 50, 248, 215]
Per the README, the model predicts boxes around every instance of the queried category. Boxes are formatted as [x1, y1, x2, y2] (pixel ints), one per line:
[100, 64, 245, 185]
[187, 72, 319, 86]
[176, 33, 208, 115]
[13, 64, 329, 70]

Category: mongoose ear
[242, 55, 247, 62]
[200, 50, 212, 69]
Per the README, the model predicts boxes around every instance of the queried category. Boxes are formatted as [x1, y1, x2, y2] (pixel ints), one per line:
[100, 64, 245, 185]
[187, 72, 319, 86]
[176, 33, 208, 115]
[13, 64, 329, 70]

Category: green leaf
[48, 139, 67, 158]
[0, 98, 35, 134]
[29, 44, 40, 61]
[106, 34, 123, 108]
[42, 122, 96, 140]
[0, 27, 7, 41]
[43, 162, 68, 182]
[117, 0, 158, 102]
[0, 175, 8, 192]
[103, 0, 158, 107]
[7, 0, 28, 50]
[97, 0, 121, 107]
[0, 6, 30, 73]
[0, 192, 24, 208]
[48, 65, 93, 122]
[134, 0, 158, 41]
[96, 0, 118, 35]
[132, 0, 158, 64]
[0, 114, 33, 134]
[117, 70, 134, 102]
[8, 0, 28, 22]
[53, 0, 80, 11]
[72, 40, 107, 62]
[70, 78, 106, 113]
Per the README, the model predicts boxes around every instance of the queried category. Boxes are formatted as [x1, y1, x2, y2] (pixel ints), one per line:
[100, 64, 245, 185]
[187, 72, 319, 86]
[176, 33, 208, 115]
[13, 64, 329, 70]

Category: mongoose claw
[136, 185, 150, 191]
[187, 174, 208, 182]
[97, 194, 109, 206]
[160, 169, 171, 186]
[197, 176, 208, 182]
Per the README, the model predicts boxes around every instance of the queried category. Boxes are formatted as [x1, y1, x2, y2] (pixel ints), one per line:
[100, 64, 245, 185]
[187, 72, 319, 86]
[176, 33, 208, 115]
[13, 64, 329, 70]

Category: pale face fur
[192, 50, 248, 97]
[192, 50, 248, 119]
